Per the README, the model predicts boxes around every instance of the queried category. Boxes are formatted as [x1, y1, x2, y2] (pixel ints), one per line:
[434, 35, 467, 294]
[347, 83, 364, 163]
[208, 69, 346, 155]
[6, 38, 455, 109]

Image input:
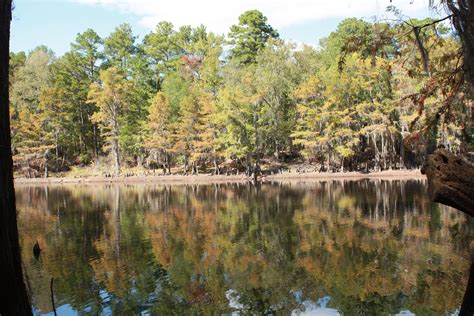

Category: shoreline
[14, 169, 426, 185]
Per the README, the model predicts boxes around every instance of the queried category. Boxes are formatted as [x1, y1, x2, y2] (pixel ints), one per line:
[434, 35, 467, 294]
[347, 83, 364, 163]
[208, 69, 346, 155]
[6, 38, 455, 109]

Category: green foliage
[88, 67, 132, 174]
[10, 47, 55, 169]
[228, 10, 279, 65]
[10, 11, 468, 176]
[104, 23, 136, 72]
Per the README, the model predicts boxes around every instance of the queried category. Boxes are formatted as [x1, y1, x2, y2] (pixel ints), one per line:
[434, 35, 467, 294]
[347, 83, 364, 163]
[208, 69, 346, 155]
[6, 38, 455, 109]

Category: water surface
[17, 180, 473, 315]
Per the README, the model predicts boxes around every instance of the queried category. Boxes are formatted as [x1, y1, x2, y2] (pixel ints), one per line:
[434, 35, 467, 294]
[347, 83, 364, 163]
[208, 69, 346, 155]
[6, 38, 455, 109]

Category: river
[16, 180, 473, 315]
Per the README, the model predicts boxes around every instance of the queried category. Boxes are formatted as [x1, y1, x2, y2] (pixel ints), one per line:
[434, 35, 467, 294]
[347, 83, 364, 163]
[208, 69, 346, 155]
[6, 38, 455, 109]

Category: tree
[70, 28, 104, 156]
[191, 90, 222, 174]
[120, 45, 154, 164]
[48, 29, 104, 158]
[219, 61, 262, 176]
[254, 39, 299, 159]
[172, 91, 201, 174]
[10, 47, 55, 176]
[407, 1, 474, 313]
[145, 92, 174, 173]
[8, 51, 26, 90]
[88, 67, 132, 175]
[104, 23, 136, 73]
[71, 28, 103, 80]
[143, 21, 187, 88]
[228, 10, 279, 65]
[0, 0, 32, 313]
[393, 0, 474, 202]
[435, 0, 474, 84]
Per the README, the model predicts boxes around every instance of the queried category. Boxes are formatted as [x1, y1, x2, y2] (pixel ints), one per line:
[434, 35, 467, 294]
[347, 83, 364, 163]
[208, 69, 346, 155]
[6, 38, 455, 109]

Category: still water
[16, 180, 473, 315]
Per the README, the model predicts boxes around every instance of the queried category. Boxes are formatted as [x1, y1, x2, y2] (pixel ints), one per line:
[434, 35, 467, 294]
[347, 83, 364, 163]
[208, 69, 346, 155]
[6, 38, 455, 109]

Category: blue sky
[11, 0, 439, 56]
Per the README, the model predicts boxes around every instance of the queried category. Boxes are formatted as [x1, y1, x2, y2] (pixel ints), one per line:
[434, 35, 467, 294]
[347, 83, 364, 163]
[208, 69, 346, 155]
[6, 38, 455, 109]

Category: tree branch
[421, 149, 474, 217]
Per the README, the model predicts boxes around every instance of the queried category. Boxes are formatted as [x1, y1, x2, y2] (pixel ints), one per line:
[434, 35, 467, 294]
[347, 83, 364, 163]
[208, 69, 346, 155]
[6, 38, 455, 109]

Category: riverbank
[14, 169, 425, 185]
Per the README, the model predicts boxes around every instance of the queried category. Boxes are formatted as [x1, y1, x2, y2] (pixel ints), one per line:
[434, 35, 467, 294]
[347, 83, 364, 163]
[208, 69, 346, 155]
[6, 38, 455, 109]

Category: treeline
[9, 10, 468, 177]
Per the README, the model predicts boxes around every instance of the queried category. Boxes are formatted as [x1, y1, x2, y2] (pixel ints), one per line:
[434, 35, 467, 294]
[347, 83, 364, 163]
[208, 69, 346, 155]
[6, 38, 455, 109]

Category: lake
[16, 180, 473, 315]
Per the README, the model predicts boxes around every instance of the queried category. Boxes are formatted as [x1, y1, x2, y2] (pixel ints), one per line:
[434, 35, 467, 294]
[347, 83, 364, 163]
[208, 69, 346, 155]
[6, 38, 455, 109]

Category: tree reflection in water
[16, 180, 473, 315]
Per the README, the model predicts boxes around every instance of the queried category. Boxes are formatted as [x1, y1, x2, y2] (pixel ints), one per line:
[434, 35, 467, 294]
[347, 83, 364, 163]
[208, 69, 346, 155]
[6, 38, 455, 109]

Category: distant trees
[8, 10, 470, 176]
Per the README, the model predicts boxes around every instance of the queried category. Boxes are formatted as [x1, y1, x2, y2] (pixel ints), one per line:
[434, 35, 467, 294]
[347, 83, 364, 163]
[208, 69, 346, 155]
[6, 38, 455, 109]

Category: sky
[11, 0, 441, 56]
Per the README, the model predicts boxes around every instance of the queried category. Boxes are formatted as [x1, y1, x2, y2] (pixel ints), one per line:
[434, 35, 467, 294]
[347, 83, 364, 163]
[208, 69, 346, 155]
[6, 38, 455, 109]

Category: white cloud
[75, 0, 433, 34]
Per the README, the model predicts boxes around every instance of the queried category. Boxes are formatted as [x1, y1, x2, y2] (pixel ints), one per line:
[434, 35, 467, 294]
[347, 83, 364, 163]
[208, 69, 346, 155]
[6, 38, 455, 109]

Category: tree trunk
[460, 261, 474, 316]
[413, 26, 431, 77]
[372, 133, 381, 172]
[421, 149, 474, 217]
[447, 0, 474, 84]
[381, 132, 386, 170]
[93, 124, 98, 158]
[184, 156, 189, 175]
[166, 153, 171, 175]
[327, 151, 331, 172]
[112, 102, 120, 176]
[213, 157, 220, 175]
[253, 101, 260, 180]
[0, 0, 32, 314]
[424, 4, 474, 314]
[55, 129, 59, 157]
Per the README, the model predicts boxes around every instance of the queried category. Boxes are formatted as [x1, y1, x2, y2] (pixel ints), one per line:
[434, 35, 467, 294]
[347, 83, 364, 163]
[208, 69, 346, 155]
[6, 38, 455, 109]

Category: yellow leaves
[87, 67, 132, 144]
[292, 50, 398, 159]
[148, 92, 171, 131]
[90, 110, 106, 125]
[39, 87, 68, 115]
[13, 100, 56, 163]
[87, 67, 131, 113]
[335, 145, 354, 158]
[293, 75, 321, 100]
[360, 123, 386, 135]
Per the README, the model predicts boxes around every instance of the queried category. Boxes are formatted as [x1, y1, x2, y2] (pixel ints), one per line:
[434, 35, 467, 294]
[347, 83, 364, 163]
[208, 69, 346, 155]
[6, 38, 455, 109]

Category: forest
[9, 9, 470, 177]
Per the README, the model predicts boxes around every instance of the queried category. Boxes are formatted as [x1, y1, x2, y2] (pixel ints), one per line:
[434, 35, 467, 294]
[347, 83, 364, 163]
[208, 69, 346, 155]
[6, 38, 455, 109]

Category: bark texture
[421, 149, 474, 217]
[0, 0, 32, 314]
[446, 0, 474, 84]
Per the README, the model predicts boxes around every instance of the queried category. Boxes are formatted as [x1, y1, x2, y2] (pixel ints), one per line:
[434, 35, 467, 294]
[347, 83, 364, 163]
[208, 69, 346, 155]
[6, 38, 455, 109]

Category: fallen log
[421, 149, 474, 217]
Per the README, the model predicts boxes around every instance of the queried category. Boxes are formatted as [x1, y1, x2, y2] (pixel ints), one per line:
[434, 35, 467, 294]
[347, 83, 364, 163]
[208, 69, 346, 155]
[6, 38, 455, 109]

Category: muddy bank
[14, 169, 425, 185]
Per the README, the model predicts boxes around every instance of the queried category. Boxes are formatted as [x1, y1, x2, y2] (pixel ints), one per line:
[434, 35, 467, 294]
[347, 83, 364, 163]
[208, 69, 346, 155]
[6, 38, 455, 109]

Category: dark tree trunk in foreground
[460, 261, 474, 316]
[446, 0, 474, 84]
[421, 149, 474, 314]
[0, 0, 32, 314]
[450, 0, 474, 311]
[422, 1, 474, 312]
